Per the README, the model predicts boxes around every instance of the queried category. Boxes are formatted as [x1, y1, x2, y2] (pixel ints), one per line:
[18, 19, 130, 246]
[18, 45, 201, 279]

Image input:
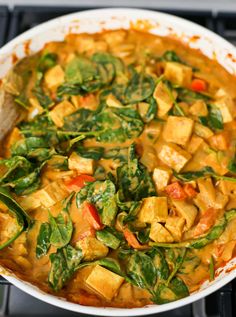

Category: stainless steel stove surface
[0, 5, 236, 317]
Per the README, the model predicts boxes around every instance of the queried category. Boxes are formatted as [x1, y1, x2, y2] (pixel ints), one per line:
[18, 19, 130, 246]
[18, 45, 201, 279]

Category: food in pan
[0, 29, 236, 308]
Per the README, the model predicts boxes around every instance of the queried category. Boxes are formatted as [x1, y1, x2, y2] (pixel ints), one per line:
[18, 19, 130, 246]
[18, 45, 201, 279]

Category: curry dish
[0, 29, 236, 308]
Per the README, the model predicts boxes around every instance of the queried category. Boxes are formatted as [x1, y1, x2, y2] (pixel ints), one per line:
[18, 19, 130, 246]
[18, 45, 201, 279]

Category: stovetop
[0, 5, 236, 317]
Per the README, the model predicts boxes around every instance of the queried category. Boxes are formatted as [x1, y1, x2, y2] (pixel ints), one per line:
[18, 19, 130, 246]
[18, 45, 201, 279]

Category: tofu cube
[152, 167, 172, 192]
[28, 97, 44, 120]
[44, 65, 65, 90]
[150, 222, 174, 243]
[172, 200, 198, 230]
[214, 96, 234, 123]
[153, 82, 173, 118]
[140, 146, 158, 171]
[187, 135, 204, 154]
[68, 152, 94, 175]
[106, 94, 123, 108]
[138, 197, 168, 223]
[208, 132, 229, 151]
[86, 265, 124, 300]
[77, 237, 108, 261]
[49, 100, 75, 127]
[194, 122, 214, 139]
[33, 180, 69, 208]
[158, 143, 191, 172]
[214, 191, 228, 209]
[163, 116, 194, 146]
[189, 100, 208, 117]
[164, 62, 192, 87]
[197, 177, 216, 207]
[165, 217, 185, 241]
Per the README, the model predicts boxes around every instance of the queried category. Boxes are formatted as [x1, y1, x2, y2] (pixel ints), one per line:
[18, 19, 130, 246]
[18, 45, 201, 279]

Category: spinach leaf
[0, 156, 32, 185]
[166, 248, 186, 285]
[103, 147, 128, 162]
[65, 56, 97, 85]
[228, 152, 236, 173]
[199, 105, 223, 131]
[176, 87, 210, 103]
[148, 247, 170, 281]
[11, 137, 49, 156]
[137, 227, 150, 244]
[48, 245, 83, 291]
[209, 255, 215, 281]
[141, 97, 157, 123]
[126, 252, 157, 289]
[36, 222, 51, 258]
[0, 187, 31, 249]
[37, 53, 57, 73]
[174, 166, 236, 183]
[33, 86, 54, 109]
[117, 144, 156, 201]
[96, 227, 121, 249]
[153, 277, 189, 304]
[76, 180, 117, 226]
[92, 52, 125, 77]
[76, 146, 104, 160]
[97, 257, 124, 276]
[161, 51, 184, 63]
[124, 72, 155, 104]
[49, 194, 74, 248]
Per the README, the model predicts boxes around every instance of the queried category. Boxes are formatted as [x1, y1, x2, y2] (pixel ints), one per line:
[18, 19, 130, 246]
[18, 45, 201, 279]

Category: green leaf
[37, 53, 57, 73]
[176, 87, 210, 103]
[209, 255, 215, 281]
[49, 194, 74, 248]
[65, 56, 97, 84]
[148, 247, 170, 281]
[48, 244, 82, 291]
[76, 180, 117, 226]
[124, 72, 155, 104]
[0, 187, 31, 250]
[96, 227, 121, 249]
[161, 51, 184, 63]
[36, 222, 51, 258]
[97, 257, 123, 276]
[127, 252, 157, 289]
[117, 144, 156, 201]
[76, 146, 104, 160]
[153, 277, 189, 304]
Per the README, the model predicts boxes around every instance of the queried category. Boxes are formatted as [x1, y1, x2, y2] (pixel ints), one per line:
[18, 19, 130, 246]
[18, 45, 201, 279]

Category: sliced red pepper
[123, 228, 147, 250]
[65, 174, 95, 192]
[166, 182, 187, 200]
[193, 208, 216, 237]
[82, 202, 103, 230]
[191, 78, 207, 92]
[183, 183, 197, 198]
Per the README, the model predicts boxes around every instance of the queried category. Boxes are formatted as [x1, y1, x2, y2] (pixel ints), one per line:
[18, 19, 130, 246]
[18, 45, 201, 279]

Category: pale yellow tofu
[164, 62, 192, 87]
[138, 197, 168, 223]
[214, 191, 229, 209]
[150, 222, 174, 243]
[86, 265, 124, 300]
[32, 180, 69, 208]
[28, 97, 44, 120]
[172, 200, 198, 230]
[44, 65, 65, 90]
[152, 167, 172, 192]
[218, 180, 236, 195]
[140, 146, 158, 171]
[106, 94, 123, 108]
[143, 121, 162, 141]
[197, 177, 215, 207]
[68, 152, 94, 175]
[214, 96, 234, 123]
[76, 237, 108, 261]
[49, 100, 75, 127]
[163, 116, 194, 146]
[187, 135, 204, 154]
[189, 100, 208, 117]
[158, 143, 191, 172]
[137, 102, 150, 121]
[153, 81, 173, 118]
[202, 153, 228, 176]
[194, 122, 214, 139]
[165, 216, 185, 241]
[19, 194, 41, 211]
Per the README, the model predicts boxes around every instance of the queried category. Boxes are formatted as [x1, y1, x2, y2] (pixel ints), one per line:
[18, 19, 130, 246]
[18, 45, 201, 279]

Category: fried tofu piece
[197, 177, 216, 207]
[164, 62, 192, 87]
[214, 96, 234, 123]
[189, 100, 208, 117]
[49, 100, 75, 127]
[158, 143, 191, 172]
[140, 146, 158, 172]
[44, 65, 65, 90]
[187, 135, 204, 154]
[28, 97, 44, 120]
[86, 265, 124, 300]
[194, 122, 214, 139]
[150, 222, 174, 243]
[138, 197, 168, 223]
[163, 116, 194, 146]
[172, 200, 198, 230]
[208, 132, 229, 151]
[76, 237, 108, 261]
[153, 81, 173, 118]
[68, 152, 94, 175]
[165, 216, 185, 241]
[152, 167, 172, 192]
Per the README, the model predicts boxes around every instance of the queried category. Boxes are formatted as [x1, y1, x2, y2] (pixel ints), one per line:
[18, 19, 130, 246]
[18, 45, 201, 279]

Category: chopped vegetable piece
[82, 202, 103, 230]
[65, 175, 95, 192]
[123, 228, 147, 250]
[191, 79, 207, 92]
[166, 182, 187, 200]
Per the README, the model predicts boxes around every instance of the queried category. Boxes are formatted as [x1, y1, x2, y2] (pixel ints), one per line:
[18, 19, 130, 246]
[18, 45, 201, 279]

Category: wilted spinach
[36, 222, 51, 258]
